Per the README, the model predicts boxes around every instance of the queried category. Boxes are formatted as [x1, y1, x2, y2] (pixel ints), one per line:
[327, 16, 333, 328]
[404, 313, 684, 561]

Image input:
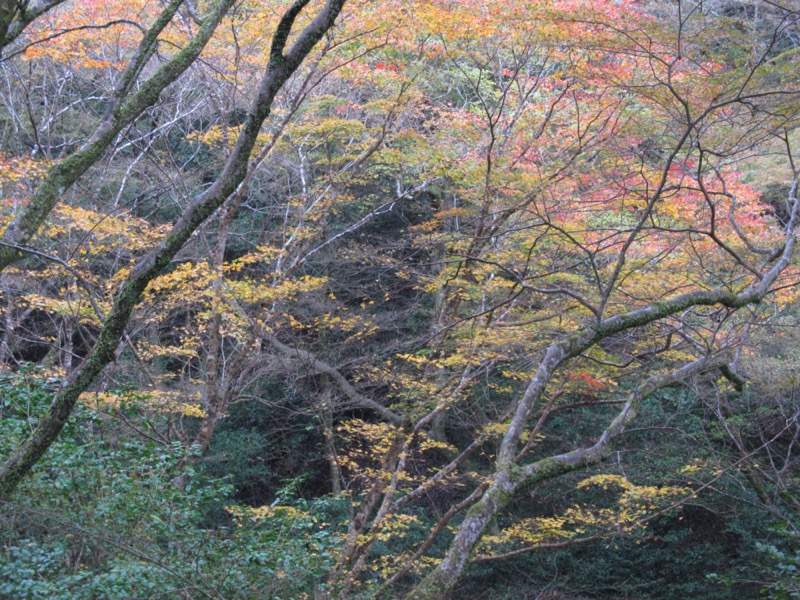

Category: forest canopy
[1, 0, 800, 598]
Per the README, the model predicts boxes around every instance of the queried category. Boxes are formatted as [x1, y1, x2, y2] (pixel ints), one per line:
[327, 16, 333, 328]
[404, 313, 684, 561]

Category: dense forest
[0, 0, 799, 597]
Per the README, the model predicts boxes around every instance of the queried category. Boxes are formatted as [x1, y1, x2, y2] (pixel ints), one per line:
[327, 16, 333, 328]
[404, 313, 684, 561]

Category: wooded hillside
[1, 0, 800, 598]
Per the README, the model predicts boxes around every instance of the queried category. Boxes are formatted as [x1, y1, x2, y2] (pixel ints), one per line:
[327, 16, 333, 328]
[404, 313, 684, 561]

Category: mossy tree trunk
[0, 0, 348, 500]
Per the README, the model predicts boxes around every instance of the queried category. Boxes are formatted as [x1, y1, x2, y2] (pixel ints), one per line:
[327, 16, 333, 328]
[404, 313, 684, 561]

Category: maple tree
[0, 0, 349, 496]
[0, 0, 799, 598]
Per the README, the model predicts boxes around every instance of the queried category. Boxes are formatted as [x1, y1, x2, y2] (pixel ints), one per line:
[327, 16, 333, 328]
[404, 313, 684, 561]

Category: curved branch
[267, 335, 403, 424]
[2, 19, 145, 62]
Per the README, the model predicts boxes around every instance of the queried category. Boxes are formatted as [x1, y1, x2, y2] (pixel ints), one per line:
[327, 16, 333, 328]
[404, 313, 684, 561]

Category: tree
[395, 0, 800, 594]
[0, 0, 348, 498]
[1, 0, 799, 597]
[294, 0, 800, 594]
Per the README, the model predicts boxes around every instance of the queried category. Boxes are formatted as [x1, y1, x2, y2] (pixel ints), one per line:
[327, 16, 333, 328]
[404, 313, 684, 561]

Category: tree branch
[267, 335, 403, 424]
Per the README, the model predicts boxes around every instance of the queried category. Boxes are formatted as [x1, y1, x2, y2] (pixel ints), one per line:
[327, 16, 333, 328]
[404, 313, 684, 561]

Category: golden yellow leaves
[228, 274, 328, 307]
[336, 419, 455, 487]
[311, 310, 379, 342]
[336, 420, 400, 483]
[145, 258, 326, 314]
[79, 389, 206, 418]
[227, 503, 310, 523]
[18, 205, 164, 325]
[24, 291, 102, 326]
[370, 512, 422, 543]
[53, 205, 163, 252]
[138, 254, 328, 370]
[0, 153, 51, 204]
[478, 420, 514, 439]
[478, 473, 692, 557]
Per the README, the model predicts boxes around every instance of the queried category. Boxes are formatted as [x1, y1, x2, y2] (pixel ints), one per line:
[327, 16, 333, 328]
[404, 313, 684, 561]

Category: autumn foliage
[0, 0, 799, 598]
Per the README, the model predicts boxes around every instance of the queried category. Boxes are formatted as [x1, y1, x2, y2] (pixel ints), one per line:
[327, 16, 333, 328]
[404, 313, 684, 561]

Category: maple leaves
[0, 0, 798, 595]
[0, 153, 49, 212]
[475, 473, 691, 559]
[17, 0, 158, 68]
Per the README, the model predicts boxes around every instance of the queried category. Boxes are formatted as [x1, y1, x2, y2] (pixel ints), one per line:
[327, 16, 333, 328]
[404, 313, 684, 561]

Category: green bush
[0, 368, 342, 599]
